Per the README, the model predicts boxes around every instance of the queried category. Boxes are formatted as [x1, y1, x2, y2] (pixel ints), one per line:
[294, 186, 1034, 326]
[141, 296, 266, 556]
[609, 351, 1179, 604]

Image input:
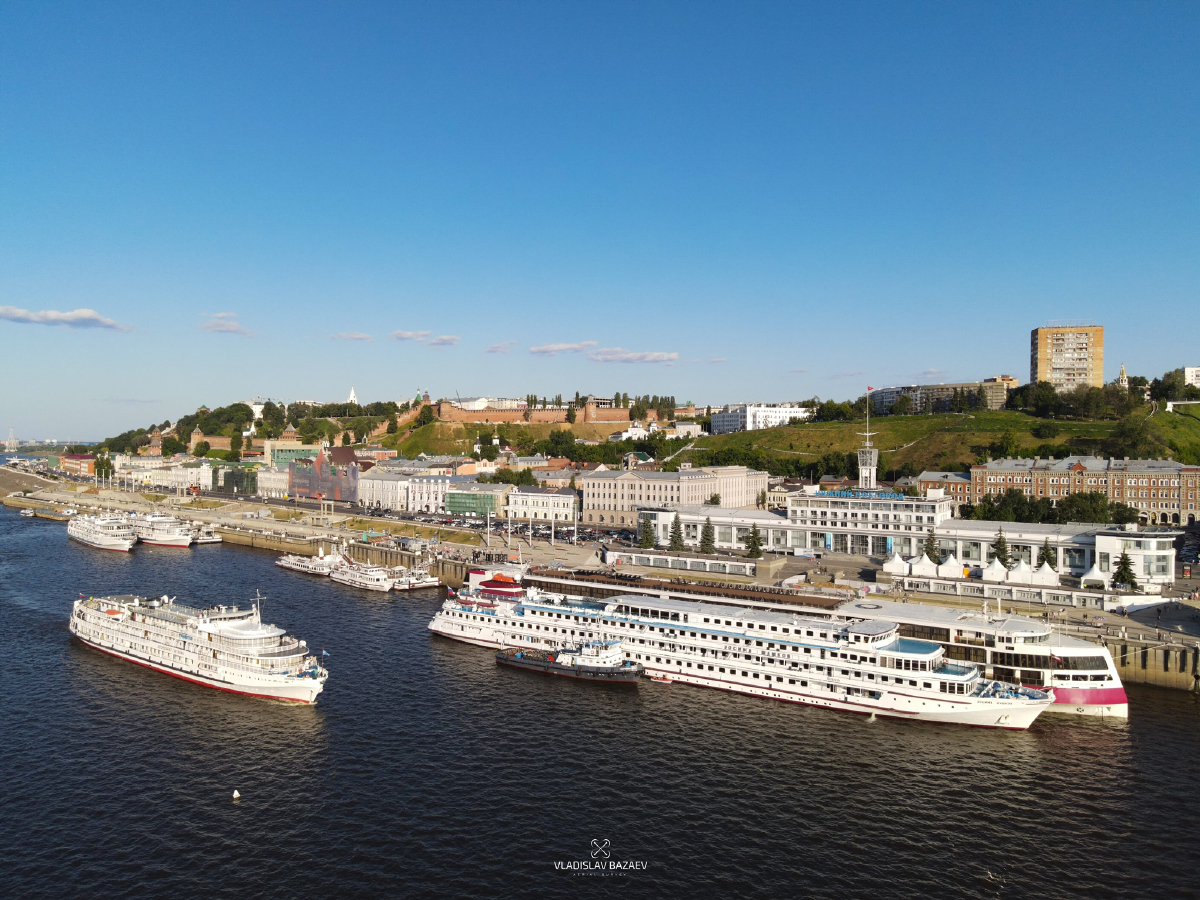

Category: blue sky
[2, 1, 1197, 440]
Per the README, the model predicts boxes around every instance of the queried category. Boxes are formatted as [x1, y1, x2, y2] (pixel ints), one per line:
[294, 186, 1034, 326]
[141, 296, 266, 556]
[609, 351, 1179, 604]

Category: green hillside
[681, 409, 1200, 476]
[384, 420, 629, 457]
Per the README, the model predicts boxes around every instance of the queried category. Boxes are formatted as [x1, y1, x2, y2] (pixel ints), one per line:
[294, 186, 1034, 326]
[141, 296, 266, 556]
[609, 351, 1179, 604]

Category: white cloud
[586, 347, 679, 364]
[486, 341, 516, 354]
[389, 329, 433, 342]
[710, 358, 728, 364]
[789, 367, 808, 374]
[833, 369, 867, 378]
[529, 340, 598, 356]
[333, 332, 373, 342]
[426, 335, 460, 347]
[918, 367, 948, 378]
[200, 313, 253, 336]
[0, 305, 129, 331]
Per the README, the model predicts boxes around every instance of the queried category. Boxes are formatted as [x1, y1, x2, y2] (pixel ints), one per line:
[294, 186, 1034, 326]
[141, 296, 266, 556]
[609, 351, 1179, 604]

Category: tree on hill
[1037, 538, 1056, 570]
[743, 523, 763, 558]
[668, 513, 685, 551]
[341, 433, 351, 446]
[161, 436, 186, 456]
[990, 528, 1011, 568]
[565, 404, 576, 423]
[414, 404, 435, 428]
[230, 433, 243, 452]
[192, 441, 210, 458]
[481, 468, 537, 486]
[699, 517, 715, 554]
[386, 417, 398, 434]
[1112, 551, 1138, 591]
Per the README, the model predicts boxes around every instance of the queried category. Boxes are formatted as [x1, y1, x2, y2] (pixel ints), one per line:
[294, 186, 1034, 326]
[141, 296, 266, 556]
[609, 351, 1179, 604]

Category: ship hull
[428, 617, 1050, 729]
[138, 537, 193, 548]
[69, 533, 135, 552]
[496, 652, 642, 684]
[71, 630, 324, 703]
[330, 573, 393, 591]
[1041, 686, 1129, 718]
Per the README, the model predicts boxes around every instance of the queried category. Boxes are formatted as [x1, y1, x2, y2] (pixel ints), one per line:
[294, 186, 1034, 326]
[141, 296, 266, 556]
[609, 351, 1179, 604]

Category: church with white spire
[348, 386, 358, 405]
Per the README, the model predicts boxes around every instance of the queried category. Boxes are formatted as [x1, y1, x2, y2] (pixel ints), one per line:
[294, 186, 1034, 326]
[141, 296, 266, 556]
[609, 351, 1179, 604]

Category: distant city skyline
[2, 2, 1197, 439]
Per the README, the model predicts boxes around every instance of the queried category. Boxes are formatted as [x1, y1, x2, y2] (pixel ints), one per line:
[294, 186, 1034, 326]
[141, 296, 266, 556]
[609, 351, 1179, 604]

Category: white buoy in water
[232, 790, 241, 800]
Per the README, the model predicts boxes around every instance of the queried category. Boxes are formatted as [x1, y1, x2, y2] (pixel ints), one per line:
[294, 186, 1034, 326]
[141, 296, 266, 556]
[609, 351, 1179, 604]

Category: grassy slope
[384, 421, 629, 457]
[683, 409, 1200, 471]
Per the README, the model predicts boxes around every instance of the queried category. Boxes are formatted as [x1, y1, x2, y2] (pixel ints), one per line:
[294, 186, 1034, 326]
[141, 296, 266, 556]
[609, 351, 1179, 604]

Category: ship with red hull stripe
[70, 594, 327, 703]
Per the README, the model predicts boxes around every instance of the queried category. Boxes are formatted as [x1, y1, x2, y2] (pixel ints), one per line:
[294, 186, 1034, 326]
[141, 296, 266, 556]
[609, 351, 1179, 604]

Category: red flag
[867, 386, 874, 391]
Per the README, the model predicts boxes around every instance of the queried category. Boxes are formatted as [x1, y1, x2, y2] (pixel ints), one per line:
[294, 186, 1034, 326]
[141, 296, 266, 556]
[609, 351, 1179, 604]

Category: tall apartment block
[1030, 324, 1104, 391]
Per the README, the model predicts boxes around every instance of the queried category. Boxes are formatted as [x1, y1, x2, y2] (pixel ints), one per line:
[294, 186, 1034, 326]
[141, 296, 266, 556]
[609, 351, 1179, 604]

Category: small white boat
[330, 561, 395, 592]
[19, 508, 35, 518]
[395, 569, 441, 591]
[192, 525, 222, 544]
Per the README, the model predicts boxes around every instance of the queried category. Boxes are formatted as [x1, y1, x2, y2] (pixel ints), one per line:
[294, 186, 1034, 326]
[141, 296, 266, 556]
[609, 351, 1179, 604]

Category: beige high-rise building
[1030, 324, 1104, 391]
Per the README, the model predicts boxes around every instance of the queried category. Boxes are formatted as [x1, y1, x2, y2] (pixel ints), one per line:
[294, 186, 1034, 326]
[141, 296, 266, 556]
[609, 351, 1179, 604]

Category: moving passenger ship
[428, 587, 1055, 729]
[70, 594, 328, 703]
[839, 598, 1127, 717]
[67, 514, 137, 552]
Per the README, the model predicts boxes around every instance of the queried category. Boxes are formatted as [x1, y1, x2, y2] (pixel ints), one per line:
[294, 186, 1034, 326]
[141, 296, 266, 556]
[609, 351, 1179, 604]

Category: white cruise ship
[330, 561, 395, 592]
[71, 594, 327, 703]
[132, 513, 194, 547]
[277, 548, 345, 576]
[68, 515, 137, 552]
[428, 588, 1055, 729]
[839, 598, 1128, 717]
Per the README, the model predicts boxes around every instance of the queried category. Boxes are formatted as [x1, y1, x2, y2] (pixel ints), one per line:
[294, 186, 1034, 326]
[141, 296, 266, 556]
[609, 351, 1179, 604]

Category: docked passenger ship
[277, 548, 345, 576]
[70, 594, 328, 703]
[131, 513, 194, 547]
[67, 514, 137, 552]
[330, 561, 395, 592]
[839, 598, 1127, 717]
[428, 587, 1055, 729]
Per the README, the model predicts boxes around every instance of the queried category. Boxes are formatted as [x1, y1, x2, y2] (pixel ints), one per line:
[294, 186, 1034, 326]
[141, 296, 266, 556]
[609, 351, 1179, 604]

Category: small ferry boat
[19, 508, 35, 517]
[70, 593, 327, 703]
[395, 569, 441, 591]
[330, 561, 395, 592]
[192, 525, 222, 544]
[132, 513, 194, 547]
[277, 549, 344, 576]
[497, 640, 644, 683]
[68, 514, 137, 552]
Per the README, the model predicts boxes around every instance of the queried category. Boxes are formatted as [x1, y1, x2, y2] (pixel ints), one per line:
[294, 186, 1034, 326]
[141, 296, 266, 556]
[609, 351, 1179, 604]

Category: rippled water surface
[3, 508, 1200, 899]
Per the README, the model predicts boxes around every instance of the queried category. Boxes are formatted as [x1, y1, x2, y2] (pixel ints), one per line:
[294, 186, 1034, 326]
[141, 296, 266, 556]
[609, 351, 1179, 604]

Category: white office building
[256, 465, 290, 499]
[710, 403, 813, 435]
[506, 486, 579, 521]
[358, 469, 412, 510]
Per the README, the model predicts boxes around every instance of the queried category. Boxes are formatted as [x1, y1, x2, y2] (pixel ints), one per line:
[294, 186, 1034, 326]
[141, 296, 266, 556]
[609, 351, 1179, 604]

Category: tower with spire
[1118, 363, 1128, 390]
[348, 386, 358, 405]
[857, 386, 878, 490]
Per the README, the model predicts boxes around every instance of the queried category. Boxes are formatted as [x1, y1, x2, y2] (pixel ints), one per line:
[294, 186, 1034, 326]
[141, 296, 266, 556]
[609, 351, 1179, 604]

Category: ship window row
[882, 657, 934, 672]
[938, 682, 970, 695]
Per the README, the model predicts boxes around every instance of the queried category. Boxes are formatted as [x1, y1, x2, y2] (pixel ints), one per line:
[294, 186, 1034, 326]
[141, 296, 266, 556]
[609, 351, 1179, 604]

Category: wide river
[3, 507, 1199, 898]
